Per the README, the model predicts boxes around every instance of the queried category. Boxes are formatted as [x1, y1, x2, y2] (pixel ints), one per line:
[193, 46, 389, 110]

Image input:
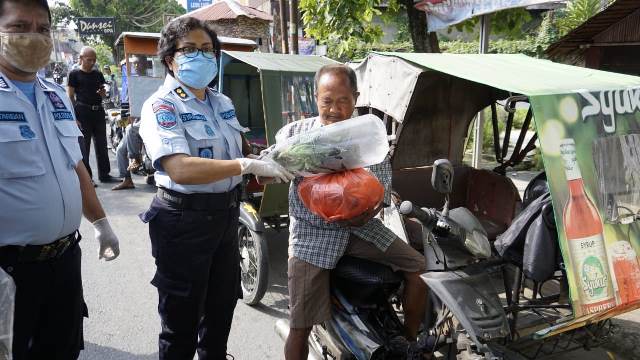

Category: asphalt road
[76, 156, 638, 360]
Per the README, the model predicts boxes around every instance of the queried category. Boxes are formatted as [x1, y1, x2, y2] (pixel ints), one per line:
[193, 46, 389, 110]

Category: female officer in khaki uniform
[139, 17, 292, 360]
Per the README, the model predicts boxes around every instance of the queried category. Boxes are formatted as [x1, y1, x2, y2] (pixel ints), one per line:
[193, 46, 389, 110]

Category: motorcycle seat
[331, 256, 403, 304]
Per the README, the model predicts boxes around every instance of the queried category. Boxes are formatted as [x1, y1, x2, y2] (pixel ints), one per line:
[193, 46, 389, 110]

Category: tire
[238, 223, 269, 305]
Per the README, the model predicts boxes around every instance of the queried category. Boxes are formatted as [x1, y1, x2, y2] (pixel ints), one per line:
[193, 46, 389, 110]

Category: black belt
[0, 231, 81, 263]
[76, 102, 103, 111]
[157, 187, 239, 210]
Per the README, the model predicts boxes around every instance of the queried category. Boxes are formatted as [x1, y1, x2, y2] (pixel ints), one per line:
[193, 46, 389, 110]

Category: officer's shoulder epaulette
[172, 86, 189, 100]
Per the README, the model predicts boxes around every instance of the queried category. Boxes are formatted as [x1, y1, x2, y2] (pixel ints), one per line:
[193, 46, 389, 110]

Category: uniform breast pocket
[222, 118, 249, 155]
[53, 120, 83, 168]
[0, 124, 46, 178]
[184, 123, 223, 159]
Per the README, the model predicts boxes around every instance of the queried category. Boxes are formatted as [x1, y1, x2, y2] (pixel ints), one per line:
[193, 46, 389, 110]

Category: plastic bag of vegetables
[264, 114, 389, 176]
[298, 168, 384, 222]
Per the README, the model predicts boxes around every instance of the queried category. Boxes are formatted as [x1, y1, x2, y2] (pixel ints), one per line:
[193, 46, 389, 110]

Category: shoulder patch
[45, 91, 67, 110]
[152, 99, 175, 113]
[19, 125, 35, 139]
[0, 76, 9, 89]
[156, 111, 177, 130]
[219, 109, 236, 120]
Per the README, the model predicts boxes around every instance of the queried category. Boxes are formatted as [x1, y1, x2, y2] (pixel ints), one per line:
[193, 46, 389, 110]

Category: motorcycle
[277, 160, 611, 360]
[108, 105, 155, 184]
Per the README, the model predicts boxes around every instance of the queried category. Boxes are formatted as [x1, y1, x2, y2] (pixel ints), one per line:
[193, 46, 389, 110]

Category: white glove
[92, 217, 120, 261]
[238, 158, 294, 183]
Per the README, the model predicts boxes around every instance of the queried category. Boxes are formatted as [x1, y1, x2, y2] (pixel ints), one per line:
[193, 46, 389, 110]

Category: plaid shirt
[277, 117, 397, 269]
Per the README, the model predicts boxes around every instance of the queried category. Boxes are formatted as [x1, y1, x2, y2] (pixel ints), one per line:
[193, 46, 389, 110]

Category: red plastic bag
[298, 168, 384, 222]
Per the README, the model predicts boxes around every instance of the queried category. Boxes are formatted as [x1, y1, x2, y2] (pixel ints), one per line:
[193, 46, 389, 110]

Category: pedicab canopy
[354, 52, 640, 336]
[218, 50, 338, 217]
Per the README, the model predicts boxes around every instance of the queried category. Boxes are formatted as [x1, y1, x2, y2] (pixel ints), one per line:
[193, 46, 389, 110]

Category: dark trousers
[141, 196, 242, 360]
[0, 243, 86, 360]
[76, 105, 110, 179]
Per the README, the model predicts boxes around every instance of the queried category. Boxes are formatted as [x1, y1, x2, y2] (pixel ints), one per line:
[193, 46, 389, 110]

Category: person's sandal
[112, 179, 135, 190]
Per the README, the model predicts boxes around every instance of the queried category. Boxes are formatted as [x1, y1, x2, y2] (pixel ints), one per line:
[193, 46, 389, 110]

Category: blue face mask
[174, 53, 218, 89]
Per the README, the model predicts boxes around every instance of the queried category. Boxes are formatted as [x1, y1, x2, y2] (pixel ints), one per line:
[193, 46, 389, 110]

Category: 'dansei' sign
[77, 17, 115, 36]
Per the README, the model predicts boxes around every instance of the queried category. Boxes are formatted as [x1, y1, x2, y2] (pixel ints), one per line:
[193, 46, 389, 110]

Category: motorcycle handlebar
[399, 201, 436, 227]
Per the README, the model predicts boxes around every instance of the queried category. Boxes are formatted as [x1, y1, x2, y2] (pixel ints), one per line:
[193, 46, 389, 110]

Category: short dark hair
[158, 17, 221, 77]
[314, 64, 358, 95]
[0, 0, 51, 22]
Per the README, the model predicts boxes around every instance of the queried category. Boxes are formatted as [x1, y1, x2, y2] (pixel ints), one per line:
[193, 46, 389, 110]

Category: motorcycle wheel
[238, 223, 269, 306]
[109, 124, 122, 155]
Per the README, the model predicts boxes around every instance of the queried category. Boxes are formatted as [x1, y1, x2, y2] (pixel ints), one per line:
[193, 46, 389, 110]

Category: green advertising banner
[531, 88, 640, 335]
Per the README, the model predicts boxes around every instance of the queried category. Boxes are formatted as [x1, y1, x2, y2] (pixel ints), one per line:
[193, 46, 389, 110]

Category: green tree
[452, 8, 533, 40]
[556, 0, 610, 36]
[90, 42, 114, 68]
[51, 1, 80, 27]
[300, 0, 439, 59]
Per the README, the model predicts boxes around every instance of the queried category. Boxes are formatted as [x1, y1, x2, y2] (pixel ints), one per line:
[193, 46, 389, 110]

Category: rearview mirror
[431, 159, 454, 194]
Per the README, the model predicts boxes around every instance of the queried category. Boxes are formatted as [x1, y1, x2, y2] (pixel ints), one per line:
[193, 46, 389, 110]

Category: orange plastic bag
[298, 168, 384, 222]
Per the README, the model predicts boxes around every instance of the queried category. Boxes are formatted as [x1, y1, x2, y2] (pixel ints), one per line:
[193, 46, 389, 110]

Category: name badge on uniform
[0, 111, 27, 122]
[52, 111, 74, 121]
[180, 113, 206, 123]
[45, 91, 67, 110]
[198, 147, 213, 159]
[219, 109, 236, 120]
[19, 125, 35, 139]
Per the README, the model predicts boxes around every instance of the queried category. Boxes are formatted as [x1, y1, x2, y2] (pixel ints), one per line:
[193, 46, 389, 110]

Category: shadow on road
[603, 318, 640, 359]
[81, 342, 158, 360]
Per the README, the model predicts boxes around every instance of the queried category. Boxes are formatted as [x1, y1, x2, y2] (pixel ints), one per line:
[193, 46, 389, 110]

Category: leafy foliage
[556, 0, 608, 36]
[51, 1, 80, 27]
[300, 0, 400, 58]
[440, 38, 539, 57]
[89, 42, 115, 68]
[452, 8, 532, 40]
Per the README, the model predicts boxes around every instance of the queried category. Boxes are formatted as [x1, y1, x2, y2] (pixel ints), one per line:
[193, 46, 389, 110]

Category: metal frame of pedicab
[217, 51, 339, 305]
[351, 52, 640, 358]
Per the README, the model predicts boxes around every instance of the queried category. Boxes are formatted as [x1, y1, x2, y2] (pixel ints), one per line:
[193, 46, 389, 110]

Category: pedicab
[304, 52, 640, 359]
[217, 50, 338, 305]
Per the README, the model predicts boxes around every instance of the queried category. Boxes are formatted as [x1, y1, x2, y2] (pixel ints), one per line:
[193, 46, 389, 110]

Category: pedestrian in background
[0, 0, 121, 359]
[67, 46, 118, 183]
[139, 17, 293, 360]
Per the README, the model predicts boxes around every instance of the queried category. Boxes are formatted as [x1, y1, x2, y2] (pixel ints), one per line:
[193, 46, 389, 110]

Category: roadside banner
[531, 87, 640, 335]
[414, 0, 560, 31]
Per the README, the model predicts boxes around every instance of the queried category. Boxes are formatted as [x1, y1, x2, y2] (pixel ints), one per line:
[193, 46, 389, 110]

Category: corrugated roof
[546, 0, 640, 58]
[375, 52, 640, 96]
[183, 0, 273, 22]
[221, 50, 338, 72]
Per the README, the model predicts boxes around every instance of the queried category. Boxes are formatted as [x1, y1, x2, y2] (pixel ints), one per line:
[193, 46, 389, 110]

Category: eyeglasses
[175, 46, 216, 59]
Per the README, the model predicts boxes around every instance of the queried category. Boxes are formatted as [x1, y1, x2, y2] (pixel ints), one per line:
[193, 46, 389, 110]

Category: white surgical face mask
[0, 32, 53, 73]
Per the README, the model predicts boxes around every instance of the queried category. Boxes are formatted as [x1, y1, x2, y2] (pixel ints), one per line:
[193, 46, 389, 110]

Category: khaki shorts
[288, 236, 426, 328]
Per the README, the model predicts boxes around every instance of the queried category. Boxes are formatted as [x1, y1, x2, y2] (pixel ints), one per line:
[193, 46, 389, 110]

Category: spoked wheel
[109, 125, 122, 155]
[238, 223, 269, 305]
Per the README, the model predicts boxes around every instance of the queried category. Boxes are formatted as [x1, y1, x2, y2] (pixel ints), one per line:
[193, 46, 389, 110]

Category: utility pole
[472, 14, 491, 168]
[289, 0, 299, 54]
[279, 0, 289, 54]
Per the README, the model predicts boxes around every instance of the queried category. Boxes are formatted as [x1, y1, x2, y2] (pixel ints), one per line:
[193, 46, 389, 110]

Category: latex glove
[238, 158, 294, 183]
[92, 217, 120, 261]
